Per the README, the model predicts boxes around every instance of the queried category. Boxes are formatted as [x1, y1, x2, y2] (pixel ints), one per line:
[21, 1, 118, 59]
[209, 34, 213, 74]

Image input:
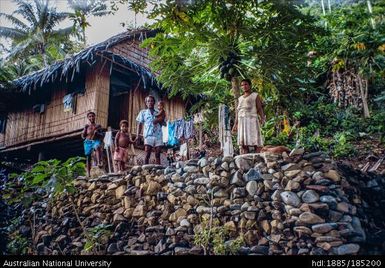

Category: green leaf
[31, 165, 45, 173]
[84, 241, 93, 252]
[66, 185, 76, 194]
[32, 173, 48, 184]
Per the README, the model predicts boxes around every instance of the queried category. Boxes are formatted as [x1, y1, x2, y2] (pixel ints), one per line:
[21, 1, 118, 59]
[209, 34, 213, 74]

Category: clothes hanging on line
[164, 117, 196, 147]
[63, 93, 77, 113]
[162, 122, 169, 144]
[168, 121, 179, 147]
[219, 104, 233, 157]
[174, 119, 185, 140]
[103, 131, 113, 149]
[183, 119, 195, 140]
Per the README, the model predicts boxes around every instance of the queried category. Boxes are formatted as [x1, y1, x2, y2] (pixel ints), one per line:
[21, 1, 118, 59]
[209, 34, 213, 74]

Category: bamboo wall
[108, 39, 151, 69]
[0, 64, 107, 149]
[88, 62, 110, 128]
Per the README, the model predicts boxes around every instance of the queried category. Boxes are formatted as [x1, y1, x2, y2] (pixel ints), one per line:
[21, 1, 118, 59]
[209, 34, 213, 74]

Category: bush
[3, 156, 85, 207]
[84, 224, 113, 254]
[331, 132, 357, 158]
[194, 216, 244, 255]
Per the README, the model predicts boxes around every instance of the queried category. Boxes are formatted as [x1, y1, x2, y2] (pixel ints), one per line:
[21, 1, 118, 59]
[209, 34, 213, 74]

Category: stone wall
[19, 150, 381, 255]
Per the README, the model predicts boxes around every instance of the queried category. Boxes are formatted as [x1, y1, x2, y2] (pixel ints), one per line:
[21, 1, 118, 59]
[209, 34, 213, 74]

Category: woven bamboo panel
[2, 66, 102, 147]
[88, 62, 110, 128]
[108, 40, 152, 69]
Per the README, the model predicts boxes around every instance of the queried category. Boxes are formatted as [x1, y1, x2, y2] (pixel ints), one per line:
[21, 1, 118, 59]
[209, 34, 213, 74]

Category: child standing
[81, 112, 103, 177]
[114, 120, 134, 172]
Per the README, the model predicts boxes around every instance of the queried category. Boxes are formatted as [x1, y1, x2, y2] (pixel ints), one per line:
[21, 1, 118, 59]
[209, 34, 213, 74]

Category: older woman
[232, 78, 265, 154]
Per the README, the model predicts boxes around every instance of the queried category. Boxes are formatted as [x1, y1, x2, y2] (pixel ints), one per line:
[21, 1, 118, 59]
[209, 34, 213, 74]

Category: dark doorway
[108, 69, 138, 130]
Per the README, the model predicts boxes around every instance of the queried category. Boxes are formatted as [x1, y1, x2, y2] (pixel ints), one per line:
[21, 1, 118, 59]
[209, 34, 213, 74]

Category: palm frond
[0, 13, 28, 30]
[0, 27, 26, 40]
[91, 10, 111, 17]
[52, 26, 75, 38]
[5, 38, 34, 61]
[14, 0, 38, 27]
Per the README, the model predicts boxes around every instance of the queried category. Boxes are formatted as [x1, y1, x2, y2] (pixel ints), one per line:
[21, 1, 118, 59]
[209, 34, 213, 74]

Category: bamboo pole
[357, 75, 370, 118]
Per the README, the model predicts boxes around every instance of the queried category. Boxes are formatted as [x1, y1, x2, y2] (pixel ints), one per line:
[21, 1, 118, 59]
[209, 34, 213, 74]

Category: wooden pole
[199, 123, 203, 150]
[105, 127, 113, 173]
[106, 147, 111, 173]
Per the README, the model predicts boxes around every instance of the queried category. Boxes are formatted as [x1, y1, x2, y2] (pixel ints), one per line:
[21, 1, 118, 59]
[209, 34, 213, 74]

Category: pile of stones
[12, 150, 379, 255]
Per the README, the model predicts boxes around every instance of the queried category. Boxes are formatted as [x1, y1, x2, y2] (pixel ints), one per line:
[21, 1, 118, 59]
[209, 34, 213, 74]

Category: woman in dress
[232, 78, 266, 154]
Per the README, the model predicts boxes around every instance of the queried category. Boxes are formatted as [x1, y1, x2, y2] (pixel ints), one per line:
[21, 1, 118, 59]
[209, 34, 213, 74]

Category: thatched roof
[14, 28, 159, 94]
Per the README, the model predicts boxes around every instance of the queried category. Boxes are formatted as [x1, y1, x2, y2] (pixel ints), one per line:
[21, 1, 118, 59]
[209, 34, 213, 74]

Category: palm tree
[6, 59, 42, 78]
[0, 0, 73, 67]
[127, 0, 147, 29]
[68, 0, 110, 48]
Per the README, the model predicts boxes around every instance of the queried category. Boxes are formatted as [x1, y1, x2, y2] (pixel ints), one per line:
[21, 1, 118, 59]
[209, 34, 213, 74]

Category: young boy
[81, 112, 103, 177]
[114, 120, 134, 172]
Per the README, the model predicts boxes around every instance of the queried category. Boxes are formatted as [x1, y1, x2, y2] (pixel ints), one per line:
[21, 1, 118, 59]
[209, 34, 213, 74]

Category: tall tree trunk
[321, 0, 326, 15]
[231, 76, 240, 110]
[327, 0, 331, 13]
[357, 74, 370, 118]
[321, 0, 327, 27]
[39, 43, 48, 67]
[367, 0, 376, 29]
[82, 28, 87, 48]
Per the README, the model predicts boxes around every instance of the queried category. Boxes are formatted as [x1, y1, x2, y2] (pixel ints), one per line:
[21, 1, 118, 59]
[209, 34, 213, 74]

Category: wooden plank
[0, 129, 83, 153]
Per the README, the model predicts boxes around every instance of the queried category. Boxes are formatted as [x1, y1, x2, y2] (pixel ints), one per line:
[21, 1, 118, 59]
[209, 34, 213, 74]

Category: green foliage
[68, 0, 111, 46]
[6, 233, 29, 254]
[262, 93, 385, 157]
[332, 131, 357, 158]
[5, 217, 30, 254]
[3, 157, 85, 207]
[262, 115, 290, 146]
[2, 157, 85, 255]
[84, 224, 113, 253]
[194, 216, 244, 255]
[366, 110, 385, 143]
[310, 1, 385, 81]
[142, 0, 320, 114]
[0, 0, 75, 66]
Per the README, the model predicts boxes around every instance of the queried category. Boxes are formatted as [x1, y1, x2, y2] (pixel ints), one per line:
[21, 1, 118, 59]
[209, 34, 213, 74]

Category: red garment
[113, 147, 129, 162]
